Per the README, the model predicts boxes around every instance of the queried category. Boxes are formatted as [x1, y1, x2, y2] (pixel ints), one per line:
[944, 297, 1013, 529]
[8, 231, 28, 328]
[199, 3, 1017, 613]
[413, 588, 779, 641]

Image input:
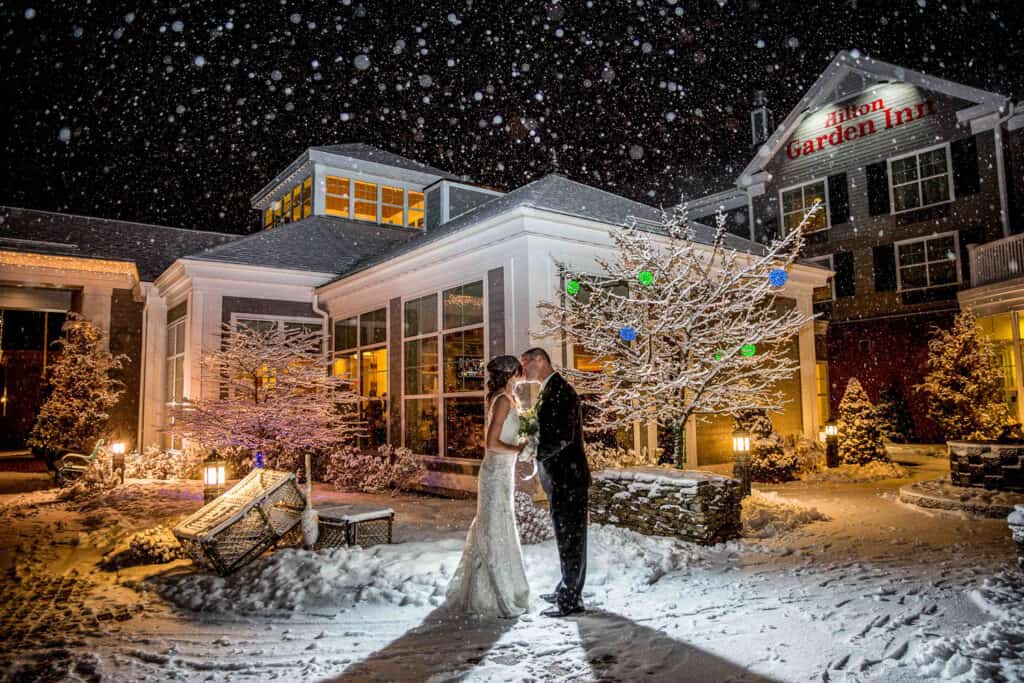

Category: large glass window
[354, 181, 378, 222]
[165, 318, 186, 405]
[325, 176, 350, 217]
[381, 186, 405, 226]
[280, 192, 291, 225]
[408, 191, 426, 228]
[890, 144, 952, 213]
[404, 281, 486, 459]
[264, 207, 273, 229]
[981, 313, 1018, 412]
[816, 361, 830, 422]
[780, 179, 828, 233]
[291, 185, 302, 222]
[895, 231, 959, 291]
[333, 309, 388, 448]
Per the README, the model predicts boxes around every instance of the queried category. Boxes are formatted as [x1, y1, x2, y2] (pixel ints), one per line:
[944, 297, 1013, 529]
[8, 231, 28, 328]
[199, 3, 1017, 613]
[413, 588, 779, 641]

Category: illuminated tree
[537, 204, 820, 468]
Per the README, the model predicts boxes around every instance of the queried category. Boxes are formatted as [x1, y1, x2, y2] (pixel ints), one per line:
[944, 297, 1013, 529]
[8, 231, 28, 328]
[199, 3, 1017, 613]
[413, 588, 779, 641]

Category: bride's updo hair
[486, 355, 522, 404]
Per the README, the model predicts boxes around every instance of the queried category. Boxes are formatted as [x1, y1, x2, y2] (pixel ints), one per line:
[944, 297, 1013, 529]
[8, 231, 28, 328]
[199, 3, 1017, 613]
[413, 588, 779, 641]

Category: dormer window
[325, 176, 350, 217]
[263, 175, 313, 229]
[354, 181, 377, 222]
[322, 175, 426, 229]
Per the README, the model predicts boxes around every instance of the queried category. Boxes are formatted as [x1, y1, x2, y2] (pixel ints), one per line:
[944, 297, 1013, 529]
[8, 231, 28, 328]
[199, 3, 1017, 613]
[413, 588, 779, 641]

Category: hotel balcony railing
[968, 233, 1024, 288]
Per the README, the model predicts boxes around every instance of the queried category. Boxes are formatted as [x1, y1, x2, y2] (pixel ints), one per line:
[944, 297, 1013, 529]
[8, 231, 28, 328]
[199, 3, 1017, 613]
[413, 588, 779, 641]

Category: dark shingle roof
[310, 143, 459, 180]
[322, 174, 767, 286]
[188, 215, 420, 276]
[0, 206, 240, 281]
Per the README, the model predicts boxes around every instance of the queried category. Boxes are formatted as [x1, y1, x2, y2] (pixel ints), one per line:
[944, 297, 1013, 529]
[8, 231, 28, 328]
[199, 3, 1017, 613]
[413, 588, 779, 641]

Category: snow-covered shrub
[124, 445, 202, 480]
[514, 491, 554, 544]
[837, 378, 888, 465]
[59, 449, 122, 500]
[324, 444, 425, 494]
[800, 460, 907, 483]
[741, 490, 829, 538]
[918, 312, 1023, 442]
[733, 409, 799, 482]
[585, 442, 654, 470]
[101, 525, 183, 569]
[789, 436, 826, 475]
[876, 378, 915, 443]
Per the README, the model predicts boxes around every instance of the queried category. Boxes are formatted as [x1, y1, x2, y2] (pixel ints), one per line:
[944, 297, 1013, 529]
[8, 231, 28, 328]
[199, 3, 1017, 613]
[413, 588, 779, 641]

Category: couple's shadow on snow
[327, 606, 778, 682]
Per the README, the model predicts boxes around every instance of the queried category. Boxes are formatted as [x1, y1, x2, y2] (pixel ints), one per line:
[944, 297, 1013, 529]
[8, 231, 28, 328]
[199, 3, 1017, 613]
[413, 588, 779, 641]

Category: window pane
[325, 176, 350, 218]
[174, 357, 184, 401]
[291, 185, 302, 221]
[781, 188, 803, 213]
[302, 176, 312, 218]
[362, 398, 388, 448]
[804, 182, 826, 209]
[408, 191, 425, 228]
[360, 348, 388, 399]
[281, 193, 291, 223]
[921, 176, 950, 206]
[443, 281, 484, 329]
[891, 157, 919, 185]
[899, 241, 925, 266]
[926, 236, 956, 262]
[929, 260, 958, 286]
[360, 308, 387, 346]
[783, 212, 803, 233]
[893, 184, 920, 212]
[405, 337, 439, 395]
[443, 327, 485, 393]
[445, 396, 485, 459]
[264, 208, 273, 228]
[381, 204, 404, 225]
[165, 359, 175, 403]
[333, 317, 358, 351]
[174, 321, 186, 352]
[354, 181, 377, 221]
[813, 282, 833, 303]
[332, 351, 357, 379]
[807, 208, 828, 232]
[274, 202, 283, 225]
[404, 293, 438, 337]
[901, 265, 928, 289]
[919, 149, 948, 177]
[405, 398, 438, 455]
[573, 344, 605, 372]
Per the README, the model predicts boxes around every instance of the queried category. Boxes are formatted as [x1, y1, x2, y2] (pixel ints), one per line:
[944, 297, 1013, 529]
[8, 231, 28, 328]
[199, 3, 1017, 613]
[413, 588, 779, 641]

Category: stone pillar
[79, 285, 113, 348]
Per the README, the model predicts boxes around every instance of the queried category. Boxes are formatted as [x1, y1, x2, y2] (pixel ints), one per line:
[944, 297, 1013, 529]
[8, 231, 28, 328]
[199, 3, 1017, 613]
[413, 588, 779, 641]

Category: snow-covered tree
[837, 378, 888, 465]
[28, 314, 126, 456]
[169, 323, 361, 475]
[876, 378, 915, 443]
[918, 312, 1021, 441]
[536, 204, 820, 468]
[733, 409, 798, 482]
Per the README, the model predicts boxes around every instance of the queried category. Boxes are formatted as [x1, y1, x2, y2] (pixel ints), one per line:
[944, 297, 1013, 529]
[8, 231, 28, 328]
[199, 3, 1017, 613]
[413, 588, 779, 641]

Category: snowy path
[1, 453, 1021, 682]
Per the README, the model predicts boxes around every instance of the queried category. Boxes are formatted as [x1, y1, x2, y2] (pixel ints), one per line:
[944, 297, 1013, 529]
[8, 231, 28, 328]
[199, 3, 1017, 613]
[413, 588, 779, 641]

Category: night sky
[1, 1, 1020, 235]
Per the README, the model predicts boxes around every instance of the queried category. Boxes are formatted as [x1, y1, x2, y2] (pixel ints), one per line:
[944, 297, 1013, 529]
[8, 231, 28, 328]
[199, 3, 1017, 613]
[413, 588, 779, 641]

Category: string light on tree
[769, 268, 788, 287]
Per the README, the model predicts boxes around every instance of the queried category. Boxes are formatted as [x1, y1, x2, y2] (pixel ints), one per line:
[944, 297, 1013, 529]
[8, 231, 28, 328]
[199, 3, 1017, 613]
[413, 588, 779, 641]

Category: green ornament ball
[566, 279, 581, 296]
[740, 343, 756, 357]
[637, 270, 654, 287]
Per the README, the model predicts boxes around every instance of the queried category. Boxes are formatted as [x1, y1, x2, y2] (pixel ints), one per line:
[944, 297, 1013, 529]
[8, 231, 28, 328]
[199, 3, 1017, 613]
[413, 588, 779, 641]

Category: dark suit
[535, 372, 590, 610]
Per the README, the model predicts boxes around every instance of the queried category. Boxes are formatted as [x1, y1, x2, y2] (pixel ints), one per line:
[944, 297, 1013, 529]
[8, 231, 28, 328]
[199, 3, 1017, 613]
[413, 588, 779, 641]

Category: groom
[520, 347, 590, 618]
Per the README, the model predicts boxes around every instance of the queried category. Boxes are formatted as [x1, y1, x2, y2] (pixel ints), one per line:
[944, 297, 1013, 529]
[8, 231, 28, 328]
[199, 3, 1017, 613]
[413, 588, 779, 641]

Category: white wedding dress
[445, 395, 530, 618]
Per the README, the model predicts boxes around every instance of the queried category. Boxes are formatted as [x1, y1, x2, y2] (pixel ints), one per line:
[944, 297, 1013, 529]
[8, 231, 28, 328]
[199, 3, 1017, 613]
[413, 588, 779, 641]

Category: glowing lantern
[203, 455, 227, 503]
[732, 428, 752, 497]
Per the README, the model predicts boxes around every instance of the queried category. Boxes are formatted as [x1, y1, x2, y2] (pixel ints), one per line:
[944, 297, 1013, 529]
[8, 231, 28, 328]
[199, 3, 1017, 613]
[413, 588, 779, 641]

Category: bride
[445, 355, 531, 618]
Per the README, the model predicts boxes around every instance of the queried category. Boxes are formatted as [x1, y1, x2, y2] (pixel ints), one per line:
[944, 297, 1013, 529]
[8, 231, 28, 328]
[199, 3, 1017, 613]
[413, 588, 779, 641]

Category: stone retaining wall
[589, 467, 741, 545]
[948, 441, 1024, 491]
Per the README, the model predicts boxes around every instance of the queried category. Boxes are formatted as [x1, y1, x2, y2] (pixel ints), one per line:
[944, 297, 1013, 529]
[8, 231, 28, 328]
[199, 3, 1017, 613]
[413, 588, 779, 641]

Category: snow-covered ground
[1, 451, 1021, 682]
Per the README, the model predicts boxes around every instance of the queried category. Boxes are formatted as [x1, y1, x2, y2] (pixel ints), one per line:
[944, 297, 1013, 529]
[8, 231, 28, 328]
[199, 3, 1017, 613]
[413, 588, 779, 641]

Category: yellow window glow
[302, 176, 312, 218]
[264, 207, 273, 228]
[381, 185, 404, 225]
[281, 192, 291, 224]
[354, 181, 378, 222]
[291, 185, 302, 221]
[325, 176, 350, 217]
[407, 191, 425, 228]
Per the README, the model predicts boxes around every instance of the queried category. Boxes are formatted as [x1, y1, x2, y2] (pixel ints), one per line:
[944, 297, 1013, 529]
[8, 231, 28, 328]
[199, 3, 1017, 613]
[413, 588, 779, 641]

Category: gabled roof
[187, 214, 420, 277]
[320, 174, 767, 287]
[309, 143, 459, 181]
[0, 206, 239, 281]
[739, 50, 1010, 187]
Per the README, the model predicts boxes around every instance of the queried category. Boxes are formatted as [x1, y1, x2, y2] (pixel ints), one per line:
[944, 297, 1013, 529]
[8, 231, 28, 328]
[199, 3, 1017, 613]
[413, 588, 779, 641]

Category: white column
[685, 417, 698, 469]
[80, 285, 113, 348]
[138, 288, 167, 450]
[796, 292, 820, 439]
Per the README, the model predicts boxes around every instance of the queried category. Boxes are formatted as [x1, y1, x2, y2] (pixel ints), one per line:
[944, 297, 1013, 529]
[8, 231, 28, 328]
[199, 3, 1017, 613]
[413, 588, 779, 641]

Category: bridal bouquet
[518, 406, 539, 465]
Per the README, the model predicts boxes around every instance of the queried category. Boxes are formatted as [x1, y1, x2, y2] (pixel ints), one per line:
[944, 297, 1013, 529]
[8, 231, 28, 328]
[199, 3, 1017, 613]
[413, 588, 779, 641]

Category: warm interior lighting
[408, 191, 425, 228]
[325, 176, 351, 217]
[354, 180, 378, 221]
[381, 185, 404, 225]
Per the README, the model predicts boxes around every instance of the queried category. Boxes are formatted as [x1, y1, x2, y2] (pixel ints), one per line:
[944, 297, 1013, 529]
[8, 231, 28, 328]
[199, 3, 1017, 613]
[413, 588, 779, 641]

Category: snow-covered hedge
[59, 449, 122, 500]
[585, 442, 656, 470]
[324, 444, 425, 494]
[101, 525, 183, 569]
[124, 446, 203, 480]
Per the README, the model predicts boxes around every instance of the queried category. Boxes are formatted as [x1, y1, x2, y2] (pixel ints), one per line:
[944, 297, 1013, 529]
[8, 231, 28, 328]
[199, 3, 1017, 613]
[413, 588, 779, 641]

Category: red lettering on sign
[785, 98, 932, 159]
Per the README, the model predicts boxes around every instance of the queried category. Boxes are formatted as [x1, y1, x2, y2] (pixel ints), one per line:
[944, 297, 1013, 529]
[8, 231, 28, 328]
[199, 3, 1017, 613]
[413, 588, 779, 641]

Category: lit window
[291, 185, 302, 222]
[408, 191, 425, 228]
[354, 181, 378, 222]
[273, 201, 283, 226]
[281, 192, 291, 224]
[302, 176, 312, 218]
[815, 361, 830, 421]
[264, 207, 273, 229]
[780, 179, 828, 233]
[381, 186, 404, 225]
[895, 231, 960, 291]
[325, 176, 350, 217]
[890, 144, 952, 213]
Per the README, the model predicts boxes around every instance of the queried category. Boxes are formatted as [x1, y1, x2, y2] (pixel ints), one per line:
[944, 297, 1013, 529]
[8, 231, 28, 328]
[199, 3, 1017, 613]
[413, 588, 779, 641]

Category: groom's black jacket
[536, 372, 591, 489]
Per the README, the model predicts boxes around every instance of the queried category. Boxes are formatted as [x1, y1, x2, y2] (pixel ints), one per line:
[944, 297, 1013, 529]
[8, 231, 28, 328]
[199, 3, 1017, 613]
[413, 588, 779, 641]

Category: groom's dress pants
[545, 473, 589, 609]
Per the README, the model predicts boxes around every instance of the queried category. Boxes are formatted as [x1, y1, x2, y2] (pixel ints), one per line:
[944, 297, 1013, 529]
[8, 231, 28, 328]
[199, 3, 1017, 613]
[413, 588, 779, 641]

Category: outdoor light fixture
[824, 421, 839, 468]
[203, 454, 227, 503]
[111, 442, 127, 484]
[732, 428, 752, 498]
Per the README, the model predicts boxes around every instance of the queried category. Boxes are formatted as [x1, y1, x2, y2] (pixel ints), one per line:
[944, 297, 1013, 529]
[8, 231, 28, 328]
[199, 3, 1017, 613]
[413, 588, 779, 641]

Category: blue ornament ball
[769, 268, 788, 287]
[619, 326, 637, 342]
